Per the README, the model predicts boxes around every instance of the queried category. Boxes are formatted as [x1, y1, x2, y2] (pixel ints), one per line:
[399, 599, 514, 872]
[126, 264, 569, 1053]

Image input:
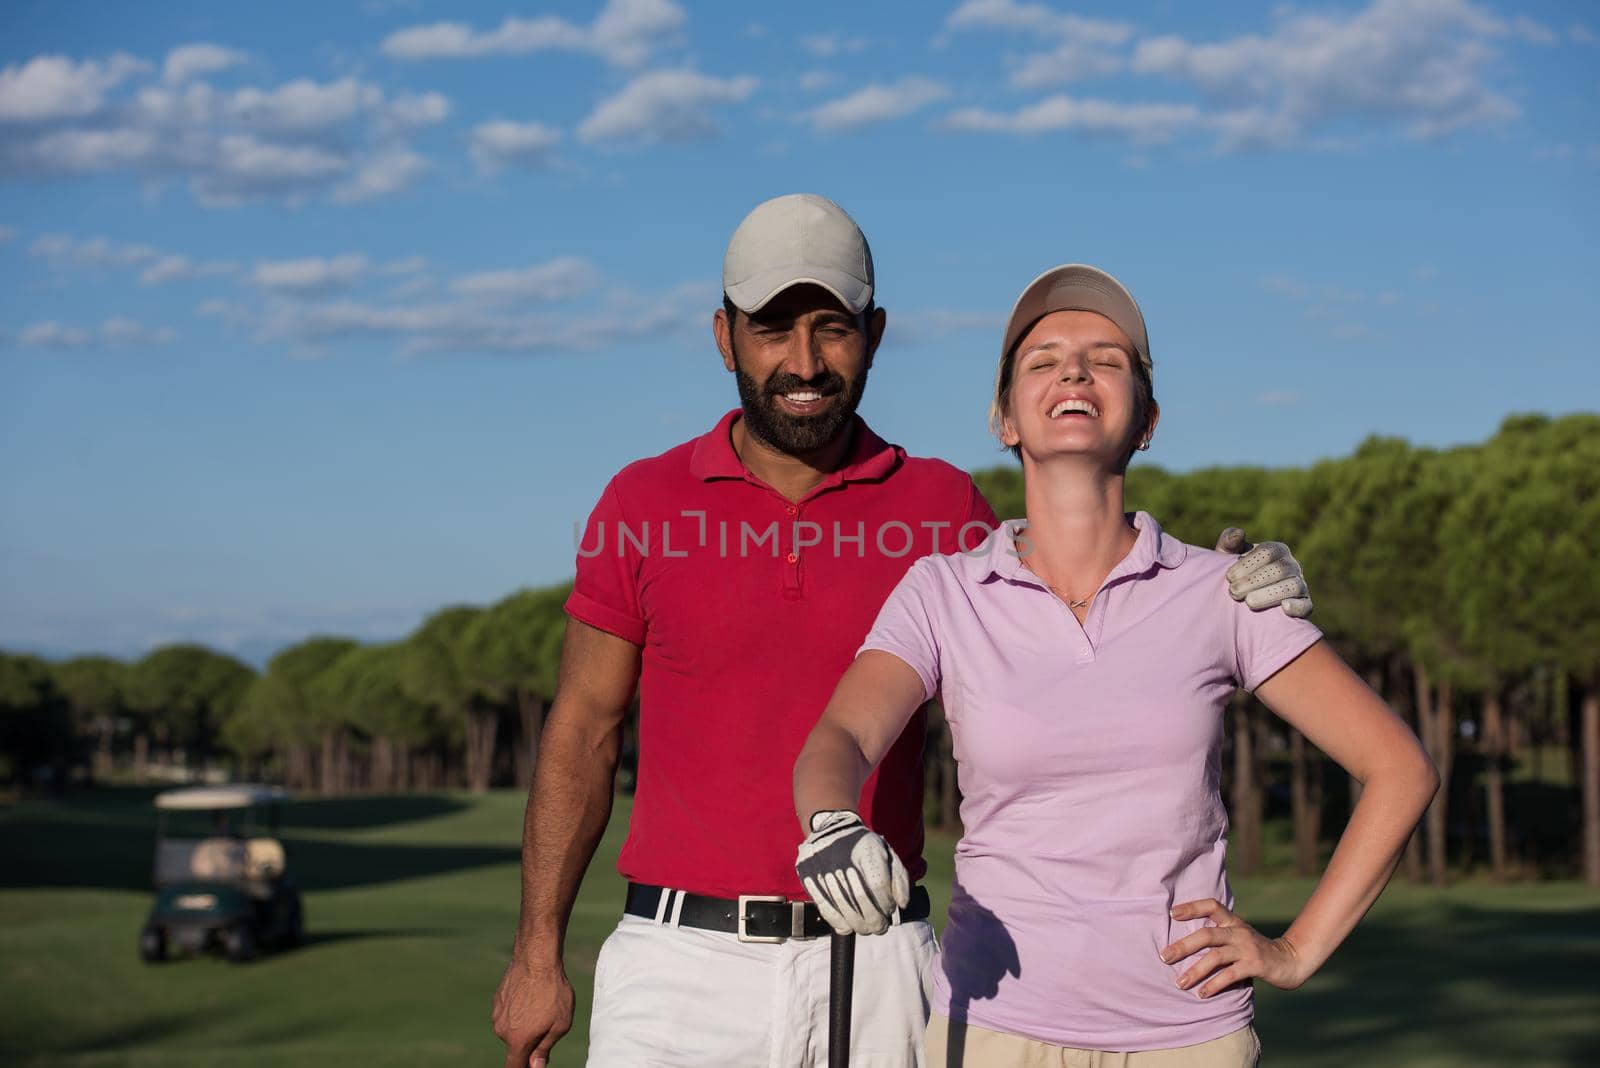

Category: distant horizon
[6, 404, 1589, 670]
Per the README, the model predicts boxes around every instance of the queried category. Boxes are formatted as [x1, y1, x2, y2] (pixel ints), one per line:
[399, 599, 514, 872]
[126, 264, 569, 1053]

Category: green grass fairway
[3, 789, 1598, 1066]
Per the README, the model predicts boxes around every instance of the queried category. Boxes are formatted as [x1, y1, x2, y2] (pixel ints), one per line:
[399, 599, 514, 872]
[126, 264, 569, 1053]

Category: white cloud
[139, 254, 238, 285]
[1131, 0, 1523, 148]
[100, 316, 177, 345]
[469, 120, 562, 172]
[241, 264, 713, 356]
[591, 0, 688, 66]
[1507, 15, 1557, 45]
[194, 134, 349, 205]
[30, 233, 160, 268]
[1574, 24, 1598, 45]
[162, 43, 246, 85]
[941, 0, 1531, 152]
[30, 233, 238, 286]
[382, 0, 685, 67]
[809, 78, 948, 133]
[578, 69, 757, 144]
[227, 77, 384, 134]
[196, 298, 249, 324]
[1011, 40, 1126, 88]
[382, 18, 581, 59]
[946, 0, 1132, 42]
[12, 317, 174, 349]
[944, 96, 1200, 142]
[7, 126, 158, 172]
[801, 35, 840, 57]
[19, 321, 93, 347]
[0, 224, 14, 244]
[800, 35, 866, 58]
[383, 91, 450, 131]
[0, 61, 439, 206]
[334, 148, 429, 203]
[0, 53, 148, 121]
[799, 71, 835, 93]
[380, 255, 427, 275]
[253, 254, 370, 297]
[450, 257, 601, 302]
[946, 0, 1131, 88]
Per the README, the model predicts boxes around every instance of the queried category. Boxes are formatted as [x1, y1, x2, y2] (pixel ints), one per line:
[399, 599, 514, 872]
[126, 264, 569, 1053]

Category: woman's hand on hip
[1160, 898, 1311, 997]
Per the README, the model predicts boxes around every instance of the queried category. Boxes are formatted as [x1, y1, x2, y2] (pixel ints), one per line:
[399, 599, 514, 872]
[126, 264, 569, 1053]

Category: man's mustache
[764, 373, 845, 397]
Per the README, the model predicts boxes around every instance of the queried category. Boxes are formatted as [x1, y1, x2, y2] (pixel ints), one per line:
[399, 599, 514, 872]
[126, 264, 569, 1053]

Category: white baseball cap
[998, 264, 1151, 374]
[722, 193, 874, 315]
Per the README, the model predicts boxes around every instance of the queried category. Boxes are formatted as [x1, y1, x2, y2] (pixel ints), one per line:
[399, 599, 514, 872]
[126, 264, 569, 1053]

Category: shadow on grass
[1255, 899, 1600, 1066]
[11, 1011, 196, 1055]
[295, 927, 451, 949]
[1, 790, 513, 893]
[278, 794, 469, 831]
[285, 838, 518, 892]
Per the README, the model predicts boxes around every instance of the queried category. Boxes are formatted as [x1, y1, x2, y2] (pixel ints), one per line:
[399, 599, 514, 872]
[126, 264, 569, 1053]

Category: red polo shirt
[566, 408, 998, 899]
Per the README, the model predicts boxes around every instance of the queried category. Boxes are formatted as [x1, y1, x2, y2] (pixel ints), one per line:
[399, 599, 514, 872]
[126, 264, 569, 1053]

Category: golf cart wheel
[223, 923, 257, 963]
[139, 926, 166, 964]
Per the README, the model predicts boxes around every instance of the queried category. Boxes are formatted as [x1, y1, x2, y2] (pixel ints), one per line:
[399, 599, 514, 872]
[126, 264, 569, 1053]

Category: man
[492, 194, 1312, 1068]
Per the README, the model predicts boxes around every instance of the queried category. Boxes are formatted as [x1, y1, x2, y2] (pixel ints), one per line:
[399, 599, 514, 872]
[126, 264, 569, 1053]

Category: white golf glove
[795, 810, 910, 936]
[1216, 529, 1314, 618]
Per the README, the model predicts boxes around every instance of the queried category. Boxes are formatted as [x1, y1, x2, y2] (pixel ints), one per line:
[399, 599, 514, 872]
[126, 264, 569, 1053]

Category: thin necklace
[1015, 548, 1094, 609]
[1048, 585, 1092, 610]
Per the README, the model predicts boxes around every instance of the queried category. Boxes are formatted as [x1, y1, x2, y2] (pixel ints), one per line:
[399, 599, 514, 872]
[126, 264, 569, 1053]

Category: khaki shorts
[925, 1013, 1261, 1068]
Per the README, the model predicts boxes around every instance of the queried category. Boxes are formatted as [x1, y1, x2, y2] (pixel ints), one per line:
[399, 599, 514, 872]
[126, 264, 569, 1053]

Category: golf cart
[140, 784, 303, 963]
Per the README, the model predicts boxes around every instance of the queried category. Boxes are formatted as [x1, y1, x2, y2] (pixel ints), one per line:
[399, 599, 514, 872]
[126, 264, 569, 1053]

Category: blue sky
[2, 0, 1596, 666]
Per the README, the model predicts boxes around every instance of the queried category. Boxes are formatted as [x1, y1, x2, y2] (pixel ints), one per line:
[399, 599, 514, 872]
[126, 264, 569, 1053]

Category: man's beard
[732, 345, 869, 456]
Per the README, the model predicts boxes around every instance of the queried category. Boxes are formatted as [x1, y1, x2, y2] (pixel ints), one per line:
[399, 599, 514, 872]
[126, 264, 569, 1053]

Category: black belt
[625, 882, 931, 943]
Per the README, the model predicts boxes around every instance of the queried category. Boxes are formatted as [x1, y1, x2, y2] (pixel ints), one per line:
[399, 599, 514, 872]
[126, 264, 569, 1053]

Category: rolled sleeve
[565, 478, 647, 646]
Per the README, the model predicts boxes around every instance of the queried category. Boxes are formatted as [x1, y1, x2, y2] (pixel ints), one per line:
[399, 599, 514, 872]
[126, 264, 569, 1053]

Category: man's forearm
[514, 703, 623, 962]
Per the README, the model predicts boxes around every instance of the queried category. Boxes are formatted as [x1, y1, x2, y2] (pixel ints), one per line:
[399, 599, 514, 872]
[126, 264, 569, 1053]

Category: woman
[792, 265, 1438, 1066]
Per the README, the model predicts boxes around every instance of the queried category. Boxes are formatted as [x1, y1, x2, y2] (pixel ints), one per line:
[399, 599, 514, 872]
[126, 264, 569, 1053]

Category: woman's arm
[793, 649, 930, 833]
[1162, 639, 1439, 997]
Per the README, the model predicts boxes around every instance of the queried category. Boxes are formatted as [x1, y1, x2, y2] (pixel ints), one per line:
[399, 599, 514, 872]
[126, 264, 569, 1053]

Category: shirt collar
[688, 407, 900, 485]
[968, 510, 1187, 587]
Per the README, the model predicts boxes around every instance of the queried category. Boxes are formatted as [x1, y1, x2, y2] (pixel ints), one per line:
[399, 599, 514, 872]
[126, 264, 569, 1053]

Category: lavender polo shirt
[859, 511, 1322, 1051]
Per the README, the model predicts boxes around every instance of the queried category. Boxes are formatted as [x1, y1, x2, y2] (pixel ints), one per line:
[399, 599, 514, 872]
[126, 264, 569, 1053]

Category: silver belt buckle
[735, 894, 787, 943]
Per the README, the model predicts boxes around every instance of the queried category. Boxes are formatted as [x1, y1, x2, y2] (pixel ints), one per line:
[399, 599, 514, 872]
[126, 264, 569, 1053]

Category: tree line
[3, 413, 1596, 885]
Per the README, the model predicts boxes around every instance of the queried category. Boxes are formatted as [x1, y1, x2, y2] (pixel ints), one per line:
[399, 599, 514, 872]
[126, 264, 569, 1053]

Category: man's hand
[795, 810, 910, 936]
[492, 955, 574, 1068]
[1214, 528, 1313, 618]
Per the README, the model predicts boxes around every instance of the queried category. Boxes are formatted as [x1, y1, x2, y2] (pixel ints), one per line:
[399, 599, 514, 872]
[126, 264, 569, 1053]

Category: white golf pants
[586, 912, 936, 1067]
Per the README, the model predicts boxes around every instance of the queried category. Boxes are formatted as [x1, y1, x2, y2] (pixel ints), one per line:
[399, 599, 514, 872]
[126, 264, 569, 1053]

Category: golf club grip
[829, 931, 856, 1068]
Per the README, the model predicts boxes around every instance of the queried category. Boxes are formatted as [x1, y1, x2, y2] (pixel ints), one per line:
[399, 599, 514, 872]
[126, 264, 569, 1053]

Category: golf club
[828, 930, 856, 1068]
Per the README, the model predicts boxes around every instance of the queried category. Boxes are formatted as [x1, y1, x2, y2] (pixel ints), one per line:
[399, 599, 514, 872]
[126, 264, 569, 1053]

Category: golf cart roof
[155, 785, 292, 811]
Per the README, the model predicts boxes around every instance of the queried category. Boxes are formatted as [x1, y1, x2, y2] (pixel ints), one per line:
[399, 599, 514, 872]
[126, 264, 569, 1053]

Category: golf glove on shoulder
[795, 810, 910, 937]
[1216, 530, 1314, 619]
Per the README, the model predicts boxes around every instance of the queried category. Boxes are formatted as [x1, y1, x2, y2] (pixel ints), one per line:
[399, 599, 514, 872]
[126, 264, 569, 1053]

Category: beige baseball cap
[722, 193, 874, 315]
[999, 264, 1151, 373]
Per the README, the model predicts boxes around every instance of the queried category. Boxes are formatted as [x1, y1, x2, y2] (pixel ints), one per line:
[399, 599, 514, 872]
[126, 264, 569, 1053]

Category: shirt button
[785, 505, 798, 515]
[786, 552, 799, 564]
